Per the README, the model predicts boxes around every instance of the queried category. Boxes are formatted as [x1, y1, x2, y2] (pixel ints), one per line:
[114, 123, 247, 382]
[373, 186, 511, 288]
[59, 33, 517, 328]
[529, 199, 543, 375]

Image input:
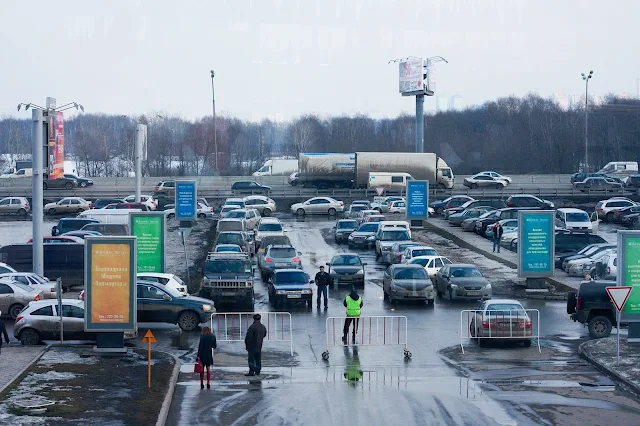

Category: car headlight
[484, 283, 492, 289]
[367, 235, 375, 240]
[382, 246, 391, 251]
[202, 304, 213, 312]
[554, 256, 560, 262]
[302, 289, 313, 294]
[450, 284, 458, 288]
[355, 270, 364, 275]
[348, 235, 354, 240]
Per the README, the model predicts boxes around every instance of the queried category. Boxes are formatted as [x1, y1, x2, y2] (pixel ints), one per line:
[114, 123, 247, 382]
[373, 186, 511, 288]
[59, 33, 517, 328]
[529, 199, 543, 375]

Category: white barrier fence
[322, 316, 410, 360]
[210, 312, 293, 356]
[460, 309, 541, 354]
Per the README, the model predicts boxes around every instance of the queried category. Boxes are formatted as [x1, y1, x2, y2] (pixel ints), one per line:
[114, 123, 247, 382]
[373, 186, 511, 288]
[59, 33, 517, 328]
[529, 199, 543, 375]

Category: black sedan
[334, 219, 359, 243]
[65, 173, 93, 188]
[231, 181, 271, 195]
[326, 253, 366, 287]
[42, 174, 77, 190]
[347, 222, 380, 249]
[267, 269, 314, 308]
[137, 281, 215, 331]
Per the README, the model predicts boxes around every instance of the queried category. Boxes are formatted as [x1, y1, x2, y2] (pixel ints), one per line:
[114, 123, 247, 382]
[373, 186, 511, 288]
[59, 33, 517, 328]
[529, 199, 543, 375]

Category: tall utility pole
[210, 70, 218, 171]
[415, 94, 424, 153]
[581, 70, 594, 172]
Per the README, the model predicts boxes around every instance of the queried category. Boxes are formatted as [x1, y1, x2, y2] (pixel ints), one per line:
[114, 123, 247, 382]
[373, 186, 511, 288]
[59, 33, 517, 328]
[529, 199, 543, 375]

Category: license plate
[287, 294, 301, 298]
[466, 291, 481, 296]
[221, 292, 237, 297]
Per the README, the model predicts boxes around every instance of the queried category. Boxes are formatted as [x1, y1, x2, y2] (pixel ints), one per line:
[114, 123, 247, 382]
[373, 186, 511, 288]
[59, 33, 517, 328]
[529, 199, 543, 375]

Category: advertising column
[175, 180, 197, 221]
[406, 180, 429, 229]
[130, 212, 166, 273]
[49, 112, 65, 180]
[517, 211, 555, 278]
[618, 231, 640, 341]
[84, 237, 137, 350]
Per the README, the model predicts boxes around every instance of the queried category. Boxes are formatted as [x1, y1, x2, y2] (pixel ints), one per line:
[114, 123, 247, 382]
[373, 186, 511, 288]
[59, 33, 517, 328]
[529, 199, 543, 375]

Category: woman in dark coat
[197, 326, 217, 389]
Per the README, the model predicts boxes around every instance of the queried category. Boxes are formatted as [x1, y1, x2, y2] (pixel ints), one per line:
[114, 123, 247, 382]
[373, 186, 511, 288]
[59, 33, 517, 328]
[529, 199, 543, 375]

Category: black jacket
[245, 320, 267, 353]
[493, 225, 503, 239]
[0, 321, 8, 346]
[197, 333, 217, 367]
[315, 271, 331, 287]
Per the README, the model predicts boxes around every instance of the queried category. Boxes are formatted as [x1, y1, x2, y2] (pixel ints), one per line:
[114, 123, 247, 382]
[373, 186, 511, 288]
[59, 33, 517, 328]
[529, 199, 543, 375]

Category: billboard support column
[517, 211, 555, 288]
[135, 124, 147, 203]
[31, 109, 46, 276]
[416, 94, 424, 154]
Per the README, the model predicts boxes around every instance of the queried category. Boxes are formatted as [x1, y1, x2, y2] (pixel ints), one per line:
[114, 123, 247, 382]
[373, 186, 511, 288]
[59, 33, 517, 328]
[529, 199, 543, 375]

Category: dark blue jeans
[493, 237, 500, 253]
[317, 285, 328, 307]
[248, 351, 262, 374]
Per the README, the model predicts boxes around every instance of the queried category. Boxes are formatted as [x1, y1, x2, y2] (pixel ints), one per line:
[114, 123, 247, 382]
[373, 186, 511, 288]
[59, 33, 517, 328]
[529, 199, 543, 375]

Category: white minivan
[555, 208, 593, 232]
[368, 172, 413, 191]
[378, 220, 412, 238]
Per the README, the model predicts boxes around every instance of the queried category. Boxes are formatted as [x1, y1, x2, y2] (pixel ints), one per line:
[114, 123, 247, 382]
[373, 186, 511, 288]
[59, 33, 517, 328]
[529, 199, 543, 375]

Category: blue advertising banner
[175, 180, 197, 220]
[406, 180, 429, 220]
[517, 210, 555, 278]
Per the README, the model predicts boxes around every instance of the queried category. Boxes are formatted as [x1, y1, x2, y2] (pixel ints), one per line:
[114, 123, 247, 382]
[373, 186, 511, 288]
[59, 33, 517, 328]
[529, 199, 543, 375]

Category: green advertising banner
[619, 231, 640, 320]
[517, 210, 555, 278]
[130, 212, 166, 273]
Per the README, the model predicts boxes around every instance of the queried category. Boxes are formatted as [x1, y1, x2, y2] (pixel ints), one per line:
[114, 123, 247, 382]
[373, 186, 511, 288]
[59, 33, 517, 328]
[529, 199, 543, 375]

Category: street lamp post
[581, 70, 593, 172]
[210, 70, 218, 172]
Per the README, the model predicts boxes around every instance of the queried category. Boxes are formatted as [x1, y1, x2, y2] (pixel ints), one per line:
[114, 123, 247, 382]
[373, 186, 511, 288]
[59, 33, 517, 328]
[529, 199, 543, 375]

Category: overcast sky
[2, 0, 639, 121]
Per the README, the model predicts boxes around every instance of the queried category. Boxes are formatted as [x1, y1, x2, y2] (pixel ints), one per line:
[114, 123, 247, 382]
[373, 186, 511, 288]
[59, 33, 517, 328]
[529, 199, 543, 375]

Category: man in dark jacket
[492, 221, 503, 253]
[0, 311, 9, 353]
[244, 314, 267, 376]
[314, 265, 331, 309]
[343, 286, 363, 344]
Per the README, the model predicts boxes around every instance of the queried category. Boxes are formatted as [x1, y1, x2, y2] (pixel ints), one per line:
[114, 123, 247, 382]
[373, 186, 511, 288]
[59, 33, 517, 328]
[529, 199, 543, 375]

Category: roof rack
[206, 252, 250, 262]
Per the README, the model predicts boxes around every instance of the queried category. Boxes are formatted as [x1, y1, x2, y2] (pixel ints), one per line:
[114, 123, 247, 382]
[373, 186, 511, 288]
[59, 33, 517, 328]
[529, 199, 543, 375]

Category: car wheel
[245, 293, 254, 309]
[19, 328, 41, 345]
[168, 213, 175, 219]
[178, 311, 200, 332]
[65, 182, 73, 190]
[328, 208, 336, 216]
[469, 322, 476, 337]
[436, 285, 442, 298]
[448, 287, 454, 301]
[566, 292, 577, 314]
[17, 208, 26, 216]
[523, 340, 532, 348]
[427, 298, 434, 306]
[43, 182, 48, 190]
[375, 251, 380, 260]
[495, 184, 503, 190]
[9, 304, 24, 320]
[478, 338, 486, 348]
[471, 183, 478, 189]
[588, 315, 612, 338]
[80, 181, 87, 188]
[605, 212, 614, 222]
[48, 208, 55, 215]
[262, 209, 271, 217]
[198, 213, 206, 219]
[436, 207, 444, 215]
[296, 208, 305, 216]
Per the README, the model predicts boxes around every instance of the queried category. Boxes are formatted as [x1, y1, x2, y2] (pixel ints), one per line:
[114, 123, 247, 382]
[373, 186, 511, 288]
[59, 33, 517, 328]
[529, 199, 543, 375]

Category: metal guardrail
[210, 311, 293, 356]
[460, 309, 541, 354]
[322, 316, 411, 360]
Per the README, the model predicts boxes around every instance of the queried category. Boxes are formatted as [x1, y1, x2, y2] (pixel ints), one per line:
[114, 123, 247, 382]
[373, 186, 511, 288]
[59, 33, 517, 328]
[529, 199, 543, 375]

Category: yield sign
[142, 329, 157, 343]
[375, 187, 385, 196]
[606, 286, 633, 312]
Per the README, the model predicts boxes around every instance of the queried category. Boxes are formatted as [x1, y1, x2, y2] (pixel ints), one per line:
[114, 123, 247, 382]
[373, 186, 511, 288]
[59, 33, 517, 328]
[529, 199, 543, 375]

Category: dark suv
[555, 231, 607, 255]
[42, 174, 78, 190]
[505, 195, 554, 209]
[231, 181, 271, 195]
[567, 280, 618, 338]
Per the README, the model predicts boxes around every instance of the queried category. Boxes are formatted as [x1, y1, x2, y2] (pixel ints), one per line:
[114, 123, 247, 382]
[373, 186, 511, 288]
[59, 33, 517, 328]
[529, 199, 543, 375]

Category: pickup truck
[567, 280, 619, 338]
[200, 252, 254, 308]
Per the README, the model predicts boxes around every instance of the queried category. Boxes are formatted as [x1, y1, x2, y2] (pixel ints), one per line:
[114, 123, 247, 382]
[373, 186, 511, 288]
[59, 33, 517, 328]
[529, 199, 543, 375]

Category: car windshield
[398, 243, 419, 252]
[275, 271, 308, 284]
[331, 255, 361, 266]
[269, 247, 296, 258]
[216, 245, 241, 252]
[394, 268, 428, 280]
[350, 205, 366, 212]
[227, 211, 246, 218]
[358, 224, 379, 232]
[381, 230, 410, 241]
[259, 223, 282, 232]
[32, 274, 49, 284]
[262, 236, 291, 246]
[411, 248, 437, 257]
[338, 221, 358, 229]
[566, 213, 590, 222]
[221, 206, 236, 212]
[450, 267, 483, 278]
[409, 258, 429, 267]
[204, 260, 251, 274]
[486, 304, 526, 316]
[217, 234, 243, 245]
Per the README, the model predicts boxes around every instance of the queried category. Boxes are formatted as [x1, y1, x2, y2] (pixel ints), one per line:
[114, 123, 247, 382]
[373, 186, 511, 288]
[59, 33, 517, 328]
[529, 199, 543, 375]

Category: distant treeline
[0, 94, 638, 177]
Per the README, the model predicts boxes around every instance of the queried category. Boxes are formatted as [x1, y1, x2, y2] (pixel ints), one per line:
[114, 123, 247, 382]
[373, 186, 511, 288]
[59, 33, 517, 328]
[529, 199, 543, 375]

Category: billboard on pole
[399, 58, 424, 96]
[49, 112, 65, 180]
[517, 210, 555, 278]
[618, 231, 640, 321]
[406, 180, 429, 220]
[84, 236, 137, 332]
[175, 180, 197, 221]
[130, 212, 165, 273]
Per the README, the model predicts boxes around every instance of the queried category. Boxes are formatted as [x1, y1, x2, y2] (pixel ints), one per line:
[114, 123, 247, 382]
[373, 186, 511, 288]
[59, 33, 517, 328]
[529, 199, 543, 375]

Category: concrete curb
[420, 221, 570, 299]
[156, 353, 181, 426]
[0, 346, 46, 395]
[578, 340, 640, 397]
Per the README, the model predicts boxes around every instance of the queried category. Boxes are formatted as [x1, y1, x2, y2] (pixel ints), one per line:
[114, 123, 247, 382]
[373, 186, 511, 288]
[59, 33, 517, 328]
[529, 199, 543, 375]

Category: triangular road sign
[142, 329, 157, 343]
[606, 286, 633, 312]
[376, 187, 385, 196]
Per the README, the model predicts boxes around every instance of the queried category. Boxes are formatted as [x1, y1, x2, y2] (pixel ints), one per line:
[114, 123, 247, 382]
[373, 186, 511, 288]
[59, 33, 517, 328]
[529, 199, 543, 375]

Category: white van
[378, 220, 412, 238]
[555, 208, 593, 233]
[0, 168, 33, 178]
[597, 162, 638, 175]
[368, 172, 413, 191]
[77, 209, 138, 224]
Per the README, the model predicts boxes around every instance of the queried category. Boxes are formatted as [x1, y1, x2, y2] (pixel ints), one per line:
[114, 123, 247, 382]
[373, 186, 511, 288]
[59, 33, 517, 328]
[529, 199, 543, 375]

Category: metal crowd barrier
[322, 316, 410, 360]
[460, 309, 541, 354]
[210, 311, 293, 356]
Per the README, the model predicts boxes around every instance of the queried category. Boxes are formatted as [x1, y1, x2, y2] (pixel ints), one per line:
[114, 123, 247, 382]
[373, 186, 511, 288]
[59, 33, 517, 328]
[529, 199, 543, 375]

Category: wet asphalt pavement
[3, 216, 640, 425]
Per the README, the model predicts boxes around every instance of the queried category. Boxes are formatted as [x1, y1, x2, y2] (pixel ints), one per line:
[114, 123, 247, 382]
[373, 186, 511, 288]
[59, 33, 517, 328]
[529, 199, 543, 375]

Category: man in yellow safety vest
[342, 286, 363, 344]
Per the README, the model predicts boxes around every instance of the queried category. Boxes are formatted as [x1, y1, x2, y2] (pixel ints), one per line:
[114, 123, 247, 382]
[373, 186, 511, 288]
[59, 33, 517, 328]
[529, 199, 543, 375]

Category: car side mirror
[52, 226, 58, 236]
[325, 262, 330, 266]
[309, 280, 314, 284]
[362, 263, 368, 266]
[162, 295, 171, 301]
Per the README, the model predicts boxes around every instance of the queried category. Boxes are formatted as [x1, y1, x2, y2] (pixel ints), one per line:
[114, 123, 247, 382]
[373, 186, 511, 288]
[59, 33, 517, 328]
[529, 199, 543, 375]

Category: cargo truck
[294, 152, 454, 189]
[252, 158, 298, 176]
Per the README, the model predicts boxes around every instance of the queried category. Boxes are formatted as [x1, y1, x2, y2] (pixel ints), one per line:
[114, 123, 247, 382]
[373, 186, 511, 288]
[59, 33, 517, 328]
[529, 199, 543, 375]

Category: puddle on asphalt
[482, 379, 615, 391]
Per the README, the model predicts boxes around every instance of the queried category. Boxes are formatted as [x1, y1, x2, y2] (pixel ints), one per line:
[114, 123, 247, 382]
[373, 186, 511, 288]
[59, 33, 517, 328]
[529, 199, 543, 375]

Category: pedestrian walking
[314, 265, 331, 309]
[244, 314, 267, 376]
[197, 326, 217, 389]
[342, 286, 363, 344]
[492, 221, 503, 253]
[0, 312, 9, 354]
